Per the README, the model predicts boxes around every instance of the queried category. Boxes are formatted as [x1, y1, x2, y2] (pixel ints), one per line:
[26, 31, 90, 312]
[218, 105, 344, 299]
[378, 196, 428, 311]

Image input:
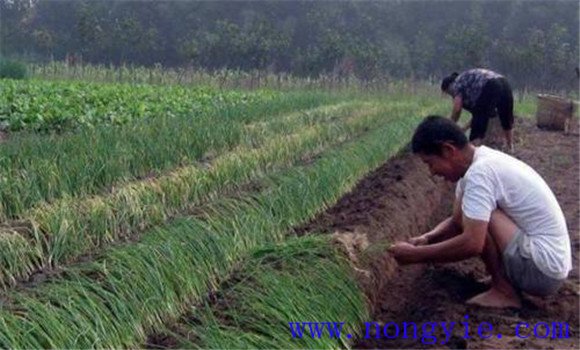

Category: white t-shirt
[456, 146, 571, 279]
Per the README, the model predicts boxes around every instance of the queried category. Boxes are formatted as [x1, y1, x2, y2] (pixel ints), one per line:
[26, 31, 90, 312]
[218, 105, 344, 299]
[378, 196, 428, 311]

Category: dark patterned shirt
[450, 69, 503, 110]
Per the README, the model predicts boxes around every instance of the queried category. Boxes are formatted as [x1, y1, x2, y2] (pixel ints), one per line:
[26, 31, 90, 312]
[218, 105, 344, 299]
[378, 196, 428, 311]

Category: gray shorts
[503, 229, 564, 296]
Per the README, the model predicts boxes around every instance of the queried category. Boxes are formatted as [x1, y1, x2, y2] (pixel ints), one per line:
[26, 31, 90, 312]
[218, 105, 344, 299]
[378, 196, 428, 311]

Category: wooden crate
[536, 94, 577, 133]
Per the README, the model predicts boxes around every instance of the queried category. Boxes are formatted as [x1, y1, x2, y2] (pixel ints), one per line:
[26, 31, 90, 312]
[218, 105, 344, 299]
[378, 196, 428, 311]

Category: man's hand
[387, 241, 419, 265]
[408, 234, 429, 246]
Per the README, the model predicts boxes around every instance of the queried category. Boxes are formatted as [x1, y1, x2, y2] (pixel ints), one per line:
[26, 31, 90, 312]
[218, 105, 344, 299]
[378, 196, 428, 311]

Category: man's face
[419, 151, 462, 182]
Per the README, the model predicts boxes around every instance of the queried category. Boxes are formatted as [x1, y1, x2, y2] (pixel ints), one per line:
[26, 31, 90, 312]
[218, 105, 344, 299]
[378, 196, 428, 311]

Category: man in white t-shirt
[388, 116, 571, 308]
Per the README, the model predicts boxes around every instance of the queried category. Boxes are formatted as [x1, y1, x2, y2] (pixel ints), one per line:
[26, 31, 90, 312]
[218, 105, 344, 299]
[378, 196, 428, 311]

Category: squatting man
[388, 116, 571, 308]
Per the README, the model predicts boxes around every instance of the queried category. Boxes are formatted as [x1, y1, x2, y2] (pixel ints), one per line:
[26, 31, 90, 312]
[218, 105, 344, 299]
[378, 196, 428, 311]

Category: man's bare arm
[391, 216, 488, 264]
[413, 216, 488, 263]
[450, 95, 463, 122]
[462, 117, 472, 132]
[411, 195, 462, 245]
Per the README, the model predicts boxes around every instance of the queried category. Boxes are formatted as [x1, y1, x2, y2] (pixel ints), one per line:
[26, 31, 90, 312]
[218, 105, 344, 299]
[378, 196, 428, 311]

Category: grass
[0, 106, 421, 348]
[0, 89, 337, 219]
[154, 236, 368, 349]
[0, 100, 391, 286]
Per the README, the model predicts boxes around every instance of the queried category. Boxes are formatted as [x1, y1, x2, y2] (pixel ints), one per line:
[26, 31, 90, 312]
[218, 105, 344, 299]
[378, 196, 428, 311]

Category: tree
[442, 23, 491, 72]
[0, 0, 577, 90]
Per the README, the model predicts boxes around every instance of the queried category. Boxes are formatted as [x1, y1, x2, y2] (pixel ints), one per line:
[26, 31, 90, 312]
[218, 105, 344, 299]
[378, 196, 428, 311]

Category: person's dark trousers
[469, 78, 514, 141]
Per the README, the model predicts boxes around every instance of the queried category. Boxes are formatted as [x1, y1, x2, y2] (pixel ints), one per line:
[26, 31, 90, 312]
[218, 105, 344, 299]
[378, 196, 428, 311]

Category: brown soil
[297, 117, 579, 349]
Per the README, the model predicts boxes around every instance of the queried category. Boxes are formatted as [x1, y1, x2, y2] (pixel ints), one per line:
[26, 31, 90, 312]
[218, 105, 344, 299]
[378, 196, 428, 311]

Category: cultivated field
[0, 73, 574, 349]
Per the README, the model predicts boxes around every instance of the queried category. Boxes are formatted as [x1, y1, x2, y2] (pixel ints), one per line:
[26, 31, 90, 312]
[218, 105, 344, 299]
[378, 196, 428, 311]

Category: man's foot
[466, 287, 522, 309]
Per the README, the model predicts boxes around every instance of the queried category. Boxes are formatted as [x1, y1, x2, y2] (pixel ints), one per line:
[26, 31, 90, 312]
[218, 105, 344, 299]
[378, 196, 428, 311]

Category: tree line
[1, 0, 578, 90]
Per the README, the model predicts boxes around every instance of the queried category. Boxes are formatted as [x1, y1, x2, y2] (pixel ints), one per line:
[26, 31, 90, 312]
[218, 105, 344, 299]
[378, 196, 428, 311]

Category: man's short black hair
[411, 115, 468, 155]
[441, 72, 459, 92]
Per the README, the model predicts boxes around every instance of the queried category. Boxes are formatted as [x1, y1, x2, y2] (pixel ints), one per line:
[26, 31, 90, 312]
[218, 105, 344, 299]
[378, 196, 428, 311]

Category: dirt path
[298, 117, 579, 349]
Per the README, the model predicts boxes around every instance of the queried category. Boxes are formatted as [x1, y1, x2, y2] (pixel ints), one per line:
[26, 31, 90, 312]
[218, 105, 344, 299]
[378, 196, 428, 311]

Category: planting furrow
[146, 236, 368, 349]
[0, 102, 407, 287]
[0, 112, 422, 348]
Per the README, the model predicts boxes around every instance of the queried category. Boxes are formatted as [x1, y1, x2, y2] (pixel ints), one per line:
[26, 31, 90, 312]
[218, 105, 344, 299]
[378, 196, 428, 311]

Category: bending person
[388, 116, 571, 308]
[441, 68, 514, 152]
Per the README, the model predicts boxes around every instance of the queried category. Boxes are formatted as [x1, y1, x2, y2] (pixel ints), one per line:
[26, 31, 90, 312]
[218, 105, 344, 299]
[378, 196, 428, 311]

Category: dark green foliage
[1, 0, 578, 89]
[0, 59, 27, 80]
